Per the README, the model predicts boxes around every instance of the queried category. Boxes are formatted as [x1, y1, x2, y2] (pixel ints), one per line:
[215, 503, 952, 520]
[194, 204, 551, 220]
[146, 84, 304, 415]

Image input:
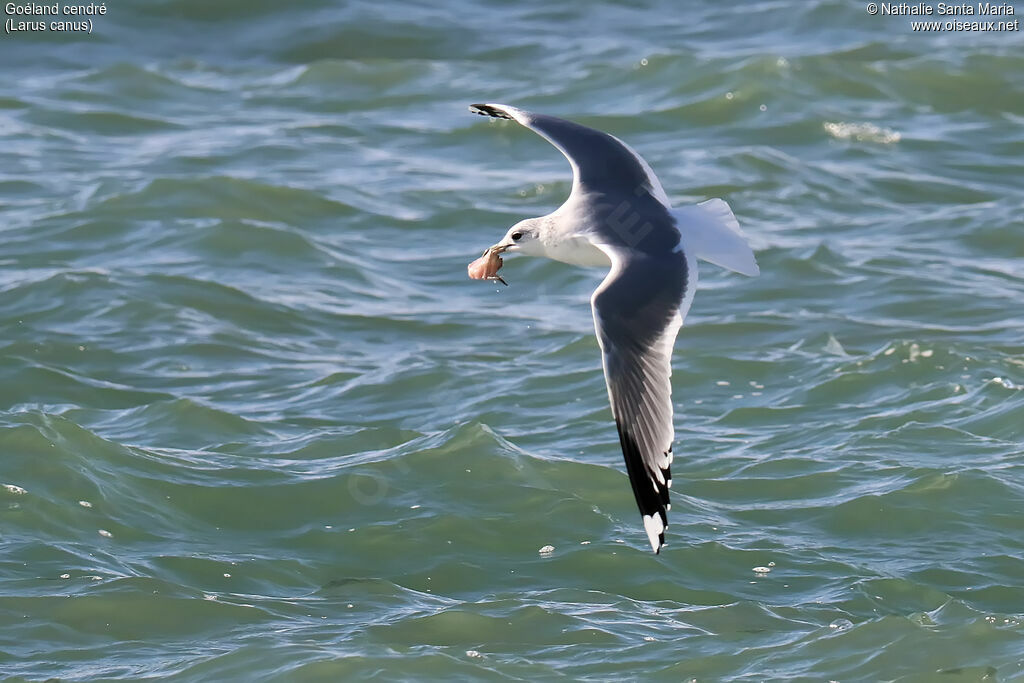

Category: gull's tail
[673, 199, 759, 277]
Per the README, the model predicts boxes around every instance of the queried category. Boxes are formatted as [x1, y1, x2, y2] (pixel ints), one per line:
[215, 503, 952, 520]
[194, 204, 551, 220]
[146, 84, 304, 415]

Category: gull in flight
[467, 103, 759, 553]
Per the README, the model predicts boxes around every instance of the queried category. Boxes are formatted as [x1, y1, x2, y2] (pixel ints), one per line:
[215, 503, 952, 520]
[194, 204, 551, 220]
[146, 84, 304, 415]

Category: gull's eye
[511, 231, 523, 241]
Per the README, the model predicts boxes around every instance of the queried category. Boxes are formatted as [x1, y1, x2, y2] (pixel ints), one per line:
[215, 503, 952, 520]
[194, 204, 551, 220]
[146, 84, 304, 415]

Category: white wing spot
[643, 514, 665, 553]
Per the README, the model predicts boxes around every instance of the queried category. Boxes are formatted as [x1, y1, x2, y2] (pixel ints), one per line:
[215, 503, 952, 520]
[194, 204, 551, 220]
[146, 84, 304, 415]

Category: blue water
[1, 1, 1023, 680]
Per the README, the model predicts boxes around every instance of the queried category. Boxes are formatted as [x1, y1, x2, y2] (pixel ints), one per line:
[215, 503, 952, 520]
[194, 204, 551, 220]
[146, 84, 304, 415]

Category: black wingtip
[469, 103, 513, 120]
[615, 421, 672, 554]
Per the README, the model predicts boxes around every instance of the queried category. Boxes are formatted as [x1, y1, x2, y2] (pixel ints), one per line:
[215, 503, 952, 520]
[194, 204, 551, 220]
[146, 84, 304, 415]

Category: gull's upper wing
[591, 245, 689, 553]
[469, 103, 672, 208]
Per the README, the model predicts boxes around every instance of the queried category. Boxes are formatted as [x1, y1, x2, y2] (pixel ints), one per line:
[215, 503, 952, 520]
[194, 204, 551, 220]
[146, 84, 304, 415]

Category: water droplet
[759, 104, 767, 111]
[640, 58, 648, 66]
[909, 611, 936, 627]
[725, 92, 734, 100]
[466, 650, 483, 658]
[829, 618, 853, 631]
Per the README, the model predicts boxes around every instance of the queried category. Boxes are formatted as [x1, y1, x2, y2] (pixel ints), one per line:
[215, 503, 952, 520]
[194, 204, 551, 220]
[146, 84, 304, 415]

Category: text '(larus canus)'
[467, 103, 759, 553]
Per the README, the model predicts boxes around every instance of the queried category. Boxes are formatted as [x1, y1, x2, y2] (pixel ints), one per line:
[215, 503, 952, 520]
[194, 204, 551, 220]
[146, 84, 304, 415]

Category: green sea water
[1, 1, 1023, 680]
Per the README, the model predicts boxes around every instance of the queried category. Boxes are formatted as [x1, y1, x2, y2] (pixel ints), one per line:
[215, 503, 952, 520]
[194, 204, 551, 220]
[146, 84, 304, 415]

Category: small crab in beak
[467, 244, 509, 286]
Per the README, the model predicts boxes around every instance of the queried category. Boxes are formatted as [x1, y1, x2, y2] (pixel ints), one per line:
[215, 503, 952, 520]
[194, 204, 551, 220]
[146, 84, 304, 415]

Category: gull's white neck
[534, 201, 612, 268]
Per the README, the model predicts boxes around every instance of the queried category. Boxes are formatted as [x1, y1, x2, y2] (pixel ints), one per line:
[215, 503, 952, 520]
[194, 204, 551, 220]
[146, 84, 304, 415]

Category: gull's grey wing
[469, 103, 672, 209]
[591, 245, 688, 553]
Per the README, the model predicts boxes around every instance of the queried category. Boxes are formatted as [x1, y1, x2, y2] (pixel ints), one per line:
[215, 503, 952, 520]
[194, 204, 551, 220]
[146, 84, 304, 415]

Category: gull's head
[491, 217, 545, 257]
